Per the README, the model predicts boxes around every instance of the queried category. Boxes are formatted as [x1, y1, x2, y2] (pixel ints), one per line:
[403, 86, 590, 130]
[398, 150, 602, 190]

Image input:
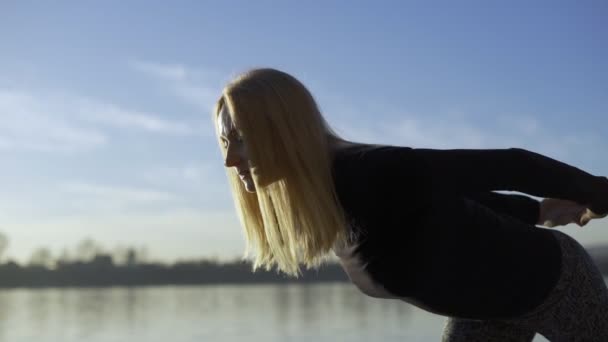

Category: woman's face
[217, 105, 256, 193]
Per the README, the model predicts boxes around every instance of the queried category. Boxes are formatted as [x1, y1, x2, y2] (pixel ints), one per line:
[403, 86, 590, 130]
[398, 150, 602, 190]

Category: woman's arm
[415, 147, 608, 215]
[464, 191, 540, 225]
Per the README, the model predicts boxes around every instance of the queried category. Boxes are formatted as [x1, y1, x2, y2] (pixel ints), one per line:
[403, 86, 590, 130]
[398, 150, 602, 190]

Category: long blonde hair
[213, 68, 352, 277]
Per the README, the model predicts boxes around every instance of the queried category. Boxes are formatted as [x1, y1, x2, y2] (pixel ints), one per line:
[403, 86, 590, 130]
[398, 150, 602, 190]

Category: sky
[1, 1, 607, 264]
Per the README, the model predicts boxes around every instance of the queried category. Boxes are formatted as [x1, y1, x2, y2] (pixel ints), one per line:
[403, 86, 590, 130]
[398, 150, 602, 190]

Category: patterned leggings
[442, 230, 608, 342]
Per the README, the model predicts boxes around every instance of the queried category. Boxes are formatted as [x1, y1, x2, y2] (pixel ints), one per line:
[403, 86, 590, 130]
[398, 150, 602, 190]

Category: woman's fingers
[579, 208, 608, 227]
[587, 208, 608, 219]
[538, 198, 608, 228]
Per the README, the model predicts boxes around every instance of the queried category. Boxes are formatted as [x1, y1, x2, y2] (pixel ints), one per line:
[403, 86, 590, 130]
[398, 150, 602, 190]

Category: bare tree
[57, 248, 72, 265]
[29, 247, 53, 268]
[0, 231, 9, 262]
[75, 238, 102, 262]
[111, 245, 129, 266]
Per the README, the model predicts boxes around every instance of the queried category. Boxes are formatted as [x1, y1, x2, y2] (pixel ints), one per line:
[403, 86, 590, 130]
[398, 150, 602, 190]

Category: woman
[213, 68, 608, 341]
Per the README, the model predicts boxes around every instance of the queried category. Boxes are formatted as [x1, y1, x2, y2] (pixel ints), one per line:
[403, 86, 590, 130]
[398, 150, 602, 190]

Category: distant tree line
[0, 256, 349, 288]
[0, 232, 607, 288]
[0, 232, 348, 288]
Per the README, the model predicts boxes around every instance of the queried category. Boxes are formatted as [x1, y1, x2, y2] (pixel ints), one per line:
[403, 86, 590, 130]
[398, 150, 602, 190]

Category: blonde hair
[213, 68, 352, 277]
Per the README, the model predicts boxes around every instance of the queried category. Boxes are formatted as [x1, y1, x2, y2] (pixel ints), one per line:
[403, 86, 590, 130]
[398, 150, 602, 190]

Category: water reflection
[0, 282, 563, 341]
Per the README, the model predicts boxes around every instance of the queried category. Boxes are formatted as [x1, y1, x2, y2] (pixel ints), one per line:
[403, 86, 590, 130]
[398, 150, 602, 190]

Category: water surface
[0, 282, 582, 341]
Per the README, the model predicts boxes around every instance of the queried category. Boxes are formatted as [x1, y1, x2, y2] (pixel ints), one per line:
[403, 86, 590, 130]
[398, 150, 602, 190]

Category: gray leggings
[442, 230, 608, 342]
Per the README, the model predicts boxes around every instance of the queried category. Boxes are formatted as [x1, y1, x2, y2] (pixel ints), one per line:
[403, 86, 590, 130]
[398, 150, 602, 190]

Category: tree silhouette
[29, 247, 53, 268]
[75, 238, 102, 262]
[0, 231, 8, 262]
[111, 245, 129, 265]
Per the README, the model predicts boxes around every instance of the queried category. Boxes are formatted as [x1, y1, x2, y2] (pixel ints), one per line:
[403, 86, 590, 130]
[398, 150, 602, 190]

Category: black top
[331, 144, 608, 319]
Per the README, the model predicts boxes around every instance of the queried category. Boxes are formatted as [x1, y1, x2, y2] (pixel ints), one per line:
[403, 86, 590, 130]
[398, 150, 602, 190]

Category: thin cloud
[141, 162, 229, 200]
[0, 137, 10, 149]
[61, 181, 177, 203]
[381, 113, 566, 158]
[76, 98, 199, 136]
[329, 101, 597, 163]
[0, 90, 107, 152]
[173, 84, 218, 111]
[0, 88, 205, 155]
[56, 180, 181, 215]
[143, 163, 217, 184]
[130, 60, 189, 82]
[130, 59, 223, 111]
[383, 117, 486, 149]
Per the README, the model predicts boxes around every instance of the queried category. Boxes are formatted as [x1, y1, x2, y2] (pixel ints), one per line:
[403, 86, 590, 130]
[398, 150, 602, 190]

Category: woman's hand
[538, 198, 607, 228]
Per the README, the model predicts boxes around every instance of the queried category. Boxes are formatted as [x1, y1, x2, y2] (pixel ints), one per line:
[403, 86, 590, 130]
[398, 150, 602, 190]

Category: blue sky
[1, 1, 607, 263]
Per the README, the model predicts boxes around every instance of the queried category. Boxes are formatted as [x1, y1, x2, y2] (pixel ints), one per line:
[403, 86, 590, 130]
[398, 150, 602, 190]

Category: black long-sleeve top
[331, 144, 608, 320]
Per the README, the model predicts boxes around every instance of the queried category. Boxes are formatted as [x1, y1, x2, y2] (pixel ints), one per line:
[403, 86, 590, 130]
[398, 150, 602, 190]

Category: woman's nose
[224, 149, 242, 168]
